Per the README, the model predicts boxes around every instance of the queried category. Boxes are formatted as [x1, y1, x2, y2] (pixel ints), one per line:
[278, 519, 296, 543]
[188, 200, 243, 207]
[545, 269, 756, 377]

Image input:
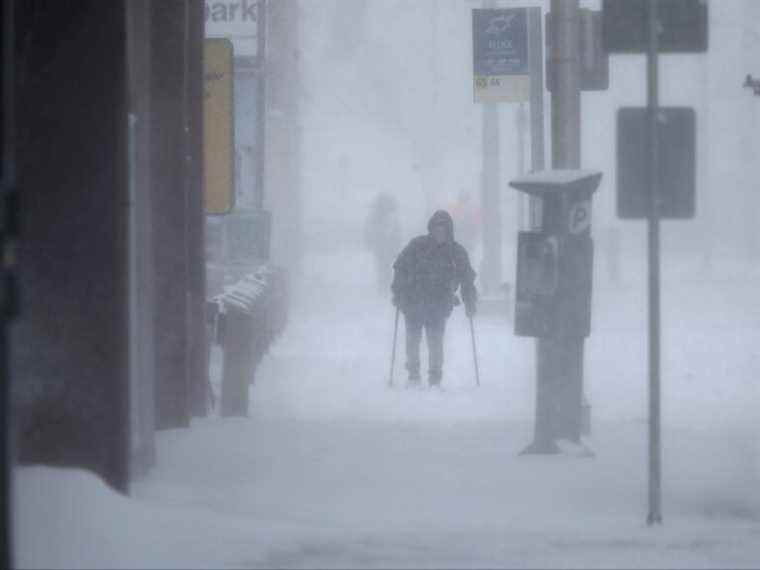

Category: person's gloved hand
[452, 294, 461, 307]
[392, 294, 400, 308]
[465, 302, 476, 318]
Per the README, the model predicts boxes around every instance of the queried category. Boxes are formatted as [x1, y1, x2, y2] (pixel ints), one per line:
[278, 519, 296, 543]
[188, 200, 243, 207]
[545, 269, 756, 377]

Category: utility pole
[541, 0, 584, 447]
[551, 0, 581, 168]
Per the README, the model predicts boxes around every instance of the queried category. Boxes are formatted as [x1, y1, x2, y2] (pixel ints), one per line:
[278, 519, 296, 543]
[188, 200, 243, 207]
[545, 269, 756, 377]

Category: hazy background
[294, 0, 760, 283]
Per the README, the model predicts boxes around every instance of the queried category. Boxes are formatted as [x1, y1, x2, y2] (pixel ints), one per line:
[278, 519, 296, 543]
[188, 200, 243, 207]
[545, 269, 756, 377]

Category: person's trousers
[404, 313, 447, 384]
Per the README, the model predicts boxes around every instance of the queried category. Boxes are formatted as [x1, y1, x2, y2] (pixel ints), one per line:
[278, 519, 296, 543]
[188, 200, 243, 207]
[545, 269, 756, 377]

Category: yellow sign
[204, 39, 234, 214]
[473, 75, 530, 103]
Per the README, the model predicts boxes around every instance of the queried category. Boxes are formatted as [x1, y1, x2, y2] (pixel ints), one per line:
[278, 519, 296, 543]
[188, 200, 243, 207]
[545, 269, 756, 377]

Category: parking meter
[509, 170, 602, 339]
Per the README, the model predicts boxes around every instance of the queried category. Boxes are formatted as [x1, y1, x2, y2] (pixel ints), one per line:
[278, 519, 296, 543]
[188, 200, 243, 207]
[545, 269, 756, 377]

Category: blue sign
[473, 8, 529, 77]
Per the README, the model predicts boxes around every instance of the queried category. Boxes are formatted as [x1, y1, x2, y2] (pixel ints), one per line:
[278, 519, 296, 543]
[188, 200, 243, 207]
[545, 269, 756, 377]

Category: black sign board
[602, 0, 708, 53]
[617, 107, 696, 219]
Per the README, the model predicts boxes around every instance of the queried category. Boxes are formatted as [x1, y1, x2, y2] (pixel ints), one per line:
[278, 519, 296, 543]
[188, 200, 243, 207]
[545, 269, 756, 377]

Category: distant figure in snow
[364, 193, 402, 293]
[391, 210, 478, 389]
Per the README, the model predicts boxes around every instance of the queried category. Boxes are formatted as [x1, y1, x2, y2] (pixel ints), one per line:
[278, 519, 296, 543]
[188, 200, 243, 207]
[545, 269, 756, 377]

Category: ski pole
[468, 314, 480, 387]
[388, 306, 400, 387]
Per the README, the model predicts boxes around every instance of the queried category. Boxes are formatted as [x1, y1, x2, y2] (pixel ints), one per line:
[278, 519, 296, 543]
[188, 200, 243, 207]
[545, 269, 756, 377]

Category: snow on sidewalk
[13, 248, 760, 568]
[14, 417, 760, 568]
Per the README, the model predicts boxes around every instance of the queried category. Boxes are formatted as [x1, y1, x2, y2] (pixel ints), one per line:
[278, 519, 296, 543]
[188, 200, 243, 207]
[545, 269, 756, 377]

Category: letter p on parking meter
[509, 170, 602, 339]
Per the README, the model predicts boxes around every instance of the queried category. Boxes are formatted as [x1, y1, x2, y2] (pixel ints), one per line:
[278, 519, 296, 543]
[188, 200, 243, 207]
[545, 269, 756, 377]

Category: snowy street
[9, 1, 760, 568]
[14, 246, 760, 568]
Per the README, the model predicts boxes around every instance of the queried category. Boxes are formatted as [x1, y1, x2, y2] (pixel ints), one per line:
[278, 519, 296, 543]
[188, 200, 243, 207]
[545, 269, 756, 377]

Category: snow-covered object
[216, 273, 268, 315]
[210, 265, 277, 316]
[209, 264, 289, 351]
[509, 169, 603, 198]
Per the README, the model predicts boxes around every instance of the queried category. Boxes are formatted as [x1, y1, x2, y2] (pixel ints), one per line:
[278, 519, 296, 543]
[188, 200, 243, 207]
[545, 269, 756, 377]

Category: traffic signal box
[510, 170, 602, 339]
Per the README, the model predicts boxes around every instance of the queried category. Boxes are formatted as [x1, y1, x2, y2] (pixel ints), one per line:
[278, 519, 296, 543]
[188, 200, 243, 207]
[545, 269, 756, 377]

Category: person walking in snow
[391, 210, 477, 388]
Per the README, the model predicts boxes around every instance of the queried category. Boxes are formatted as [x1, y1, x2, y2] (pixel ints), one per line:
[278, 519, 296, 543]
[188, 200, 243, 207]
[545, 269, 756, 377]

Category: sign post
[605, 0, 708, 526]
[645, 0, 663, 527]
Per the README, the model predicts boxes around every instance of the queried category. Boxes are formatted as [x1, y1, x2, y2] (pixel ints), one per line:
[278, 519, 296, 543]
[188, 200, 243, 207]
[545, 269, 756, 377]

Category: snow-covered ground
[13, 245, 760, 569]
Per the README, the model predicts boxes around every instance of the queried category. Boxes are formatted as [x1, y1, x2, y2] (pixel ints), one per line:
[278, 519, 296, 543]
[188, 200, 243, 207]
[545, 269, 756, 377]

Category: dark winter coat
[391, 210, 477, 322]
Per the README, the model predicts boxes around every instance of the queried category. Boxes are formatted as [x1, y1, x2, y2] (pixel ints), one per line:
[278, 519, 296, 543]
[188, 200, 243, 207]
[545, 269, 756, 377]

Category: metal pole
[469, 315, 481, 387]
[527, 5, 549, 450]
[698, 30, 711, 273]
[388, 307, 399, 388]
[646, 0, 663, 527]
[549, 0, 583, 445]
[551, 0, 581, 167]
